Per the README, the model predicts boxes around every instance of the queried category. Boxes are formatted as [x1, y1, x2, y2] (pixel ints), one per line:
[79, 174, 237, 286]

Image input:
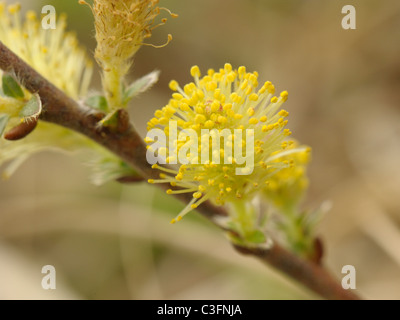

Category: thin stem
[282, 206, 310, 255]
[233, 243, 360, 300]
[0, 41, 361, 300]
[102, 64, 123, 111]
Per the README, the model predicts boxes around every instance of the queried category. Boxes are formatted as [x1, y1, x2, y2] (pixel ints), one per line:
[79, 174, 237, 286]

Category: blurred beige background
[0, 0, 400, 299]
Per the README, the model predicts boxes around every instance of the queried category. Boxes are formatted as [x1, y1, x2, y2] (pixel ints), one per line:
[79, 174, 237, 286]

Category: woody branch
[0, 41, 360, 300]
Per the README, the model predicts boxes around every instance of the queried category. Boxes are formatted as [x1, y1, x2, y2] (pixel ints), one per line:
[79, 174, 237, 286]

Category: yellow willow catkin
[145, 64, 310, 223]
[80, 0, 177, 110]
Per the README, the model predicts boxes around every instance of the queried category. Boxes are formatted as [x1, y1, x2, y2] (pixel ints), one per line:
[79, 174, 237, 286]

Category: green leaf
[85, 95, 108, 112]
[123, 70, 160, 105]
[89, 154, 139, 186]
[2, 74, 24, 99]
[99, 109, 119, 128]
[0, 114, 10, 136]
[19, 94, 42, 120]
[246, 230, 267, 244]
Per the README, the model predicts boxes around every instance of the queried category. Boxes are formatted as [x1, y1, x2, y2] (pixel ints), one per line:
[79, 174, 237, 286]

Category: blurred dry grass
[0, 0, 400, 299]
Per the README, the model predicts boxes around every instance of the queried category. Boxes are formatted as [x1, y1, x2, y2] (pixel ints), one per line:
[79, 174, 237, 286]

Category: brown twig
[233, 244, 359, 300]
[0, 41, 360, 300]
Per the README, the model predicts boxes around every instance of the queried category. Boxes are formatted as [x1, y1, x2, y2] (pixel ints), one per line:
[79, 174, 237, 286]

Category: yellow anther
[206, 81, 218, 91]
[227, 109, 235, 117]
[190, 65, 201, 77]
[249, 118, 259, 125]
[271, 97, 278, 103]
[169, 80, 179, 91]
[230, 92, 239, 101]
[245, 86, 252, 96]
[280, 91, 289, 101]
[165, 106, 176, 115]
[172, 93, 183, 100]
[223, 103, 233, 111]
[170, 219, 176, 224]
[259, 161, 267, 169]
[195, 106, 204, 114]
[278, 110, 289, 117]
[211, 100, 220, 112]
[240, 79, 248, 90]
[217, 116, 227, 124]
[175, 173, 183, 180]
[283, 129, 292, 136]
[193, 192, 202, 199]
[260, 116, 267, 122]
[197, 90, 205, 100]
[166, 189, 173, 194]
[204, 120, 214, 129]
[249, 93, 259, 101]
[189, 95, 199, 106]
[247, 108, 255, 116]
[258, 87, 267, 94]
[159, 117, 169, 125]
[214, 88, 221, 100]
[195, 114, 206, 124]
[268, 84, 275, 94]
[224, 63, 232, 72]
[184, 84, 193, 95]
[148, 179, 155, 183]
[8, 4, 21, 14]
[213, 73, 222, 82]
[227, 72, 236, 82]
[154, 110, 163, 118]
[180, 103, 190, 111]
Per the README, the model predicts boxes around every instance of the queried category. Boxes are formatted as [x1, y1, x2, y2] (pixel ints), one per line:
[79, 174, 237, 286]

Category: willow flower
[146, 64, 307, 225]
[263, 141, 311, 213]
[80, 0, 177, 110]
[0, 3, 129, 182]
[0, 3, 92, 99]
